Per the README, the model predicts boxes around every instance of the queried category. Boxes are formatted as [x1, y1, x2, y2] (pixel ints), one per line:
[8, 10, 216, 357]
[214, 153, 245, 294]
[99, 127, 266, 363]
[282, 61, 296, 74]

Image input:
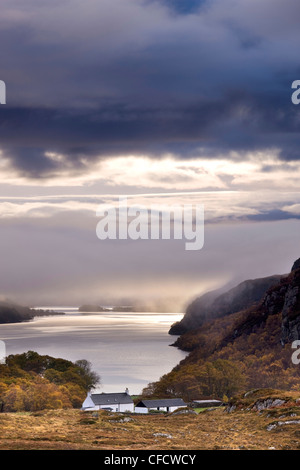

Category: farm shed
[135, 398, 186, 414]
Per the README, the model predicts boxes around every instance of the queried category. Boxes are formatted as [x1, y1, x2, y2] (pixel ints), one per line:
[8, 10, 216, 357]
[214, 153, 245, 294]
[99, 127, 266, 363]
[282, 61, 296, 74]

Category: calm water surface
[0, 308, 187, 394]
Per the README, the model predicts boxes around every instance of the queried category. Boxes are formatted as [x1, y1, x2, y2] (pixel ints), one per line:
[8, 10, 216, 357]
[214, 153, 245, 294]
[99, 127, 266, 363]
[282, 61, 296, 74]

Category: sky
[0, 0, 300, 310]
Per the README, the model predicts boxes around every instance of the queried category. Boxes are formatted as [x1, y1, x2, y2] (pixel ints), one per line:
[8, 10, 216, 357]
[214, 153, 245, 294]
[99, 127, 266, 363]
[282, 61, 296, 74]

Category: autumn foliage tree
[142, 359, 245, 401]
[0, 351, 100, 412]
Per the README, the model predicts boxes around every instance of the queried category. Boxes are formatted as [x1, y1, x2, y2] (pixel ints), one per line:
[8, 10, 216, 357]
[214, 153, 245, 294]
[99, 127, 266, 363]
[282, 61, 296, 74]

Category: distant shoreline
[0, 305, 65, 325]
[78, 304, 133, 313]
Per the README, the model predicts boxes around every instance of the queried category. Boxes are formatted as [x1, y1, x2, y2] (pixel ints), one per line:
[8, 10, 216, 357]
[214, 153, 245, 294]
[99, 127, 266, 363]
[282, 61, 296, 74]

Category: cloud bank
[0, 1, 300, 307]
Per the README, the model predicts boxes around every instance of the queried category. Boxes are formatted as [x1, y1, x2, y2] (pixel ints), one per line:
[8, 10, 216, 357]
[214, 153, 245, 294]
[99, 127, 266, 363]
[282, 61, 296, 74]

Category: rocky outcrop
[226, 398, 286, 413]
[225, 389, 296, 414]
[252, 398, 286, 412]
[267, 419, 300, 431]
[256, 259, 300, 344]
[280, 265, 300, 344]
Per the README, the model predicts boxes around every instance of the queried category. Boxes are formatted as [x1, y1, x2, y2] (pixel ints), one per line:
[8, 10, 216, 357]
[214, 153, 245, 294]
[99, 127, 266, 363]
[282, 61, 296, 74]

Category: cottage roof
[136, 398, 186, 408]
[91, 392, 133, 406]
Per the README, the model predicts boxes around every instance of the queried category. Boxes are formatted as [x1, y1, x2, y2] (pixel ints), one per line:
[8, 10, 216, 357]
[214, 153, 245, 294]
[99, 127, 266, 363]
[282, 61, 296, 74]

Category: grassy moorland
[1, 390, 300, 450]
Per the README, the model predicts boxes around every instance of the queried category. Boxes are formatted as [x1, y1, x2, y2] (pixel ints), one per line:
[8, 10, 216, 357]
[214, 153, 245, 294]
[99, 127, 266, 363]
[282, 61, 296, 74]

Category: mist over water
[0, 308, 187, 394]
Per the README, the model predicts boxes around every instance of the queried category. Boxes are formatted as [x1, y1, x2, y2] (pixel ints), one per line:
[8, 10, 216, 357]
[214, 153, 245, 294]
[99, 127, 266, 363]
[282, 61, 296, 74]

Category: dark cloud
[1, 86, 300, 177]
[0, 0, 299, 177]
[147, 0, 206, 15]
[247, 209, 300, 222]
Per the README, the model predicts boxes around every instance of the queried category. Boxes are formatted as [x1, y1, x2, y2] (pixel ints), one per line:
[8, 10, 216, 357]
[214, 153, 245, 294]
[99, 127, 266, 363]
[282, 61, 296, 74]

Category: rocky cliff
[279, 262, 300, 344]
[240, 259, 300, 345]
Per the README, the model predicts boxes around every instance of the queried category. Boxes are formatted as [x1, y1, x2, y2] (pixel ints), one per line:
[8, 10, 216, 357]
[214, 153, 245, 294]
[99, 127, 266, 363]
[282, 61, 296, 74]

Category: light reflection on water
[0, 308, 187, 394]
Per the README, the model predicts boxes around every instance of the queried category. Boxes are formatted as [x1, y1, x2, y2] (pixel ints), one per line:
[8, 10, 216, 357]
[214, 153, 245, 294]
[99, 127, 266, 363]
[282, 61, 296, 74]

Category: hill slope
[1, 402, 300, 450]
[144, 259, 300, 401]
[169, 274, 284, 334]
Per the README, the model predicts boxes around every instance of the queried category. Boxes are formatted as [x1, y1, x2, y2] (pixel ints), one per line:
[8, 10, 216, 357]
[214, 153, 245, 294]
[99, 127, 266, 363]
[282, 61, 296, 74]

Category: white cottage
[135, 398, 186, 414]
[82, 389, 134, 413]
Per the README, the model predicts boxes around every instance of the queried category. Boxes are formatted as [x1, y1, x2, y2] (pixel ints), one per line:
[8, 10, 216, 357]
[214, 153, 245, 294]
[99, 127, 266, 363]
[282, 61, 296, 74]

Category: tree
[74, 359, 101, 391]
[0, 352, 101, 411]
